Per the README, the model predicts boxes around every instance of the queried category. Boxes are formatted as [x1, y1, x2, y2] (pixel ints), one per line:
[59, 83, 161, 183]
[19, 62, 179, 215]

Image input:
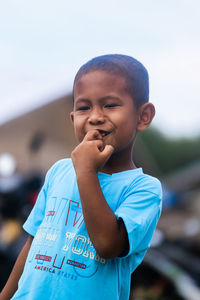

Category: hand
[71, 130, 114, 175]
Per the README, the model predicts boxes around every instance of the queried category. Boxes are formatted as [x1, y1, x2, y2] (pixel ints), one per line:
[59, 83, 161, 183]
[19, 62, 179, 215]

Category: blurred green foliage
[134, 127, 200, 177]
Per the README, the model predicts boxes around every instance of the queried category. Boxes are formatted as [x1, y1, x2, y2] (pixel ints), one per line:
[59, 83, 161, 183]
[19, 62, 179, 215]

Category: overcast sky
[1, 0, 200, 138]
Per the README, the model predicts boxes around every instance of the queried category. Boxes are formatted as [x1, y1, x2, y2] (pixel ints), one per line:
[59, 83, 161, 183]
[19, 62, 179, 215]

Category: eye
[104, 103, 118, 108]
[76, 106, 90, 111]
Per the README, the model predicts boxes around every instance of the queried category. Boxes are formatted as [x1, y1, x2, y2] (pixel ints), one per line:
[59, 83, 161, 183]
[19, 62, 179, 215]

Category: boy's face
[71, 70, 141, 154]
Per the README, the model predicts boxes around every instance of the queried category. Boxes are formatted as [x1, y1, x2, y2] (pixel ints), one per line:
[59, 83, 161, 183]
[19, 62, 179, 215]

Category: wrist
[75, 169, 98, 182]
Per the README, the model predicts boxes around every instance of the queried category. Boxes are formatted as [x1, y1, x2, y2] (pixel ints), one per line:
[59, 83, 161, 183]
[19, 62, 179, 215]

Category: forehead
[73, 70, 128, 99]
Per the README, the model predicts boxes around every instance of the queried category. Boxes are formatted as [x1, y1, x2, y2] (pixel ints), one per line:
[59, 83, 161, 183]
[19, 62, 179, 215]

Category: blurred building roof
[0, 94, 77, 175]
[164, 160, 200, 192]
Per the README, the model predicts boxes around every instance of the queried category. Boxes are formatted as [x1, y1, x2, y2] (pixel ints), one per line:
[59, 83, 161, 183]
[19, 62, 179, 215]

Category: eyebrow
[74, 98, 90, 104]
[75, 95, 122, 104]
[99, 95, 122, 102]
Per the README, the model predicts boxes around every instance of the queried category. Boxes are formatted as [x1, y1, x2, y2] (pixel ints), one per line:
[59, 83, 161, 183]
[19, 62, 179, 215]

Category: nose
[88, 107, 105, 125]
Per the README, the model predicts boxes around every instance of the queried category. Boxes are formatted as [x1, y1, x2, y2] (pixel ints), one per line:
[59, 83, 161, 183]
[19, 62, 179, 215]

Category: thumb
[101, 144, 114, 161]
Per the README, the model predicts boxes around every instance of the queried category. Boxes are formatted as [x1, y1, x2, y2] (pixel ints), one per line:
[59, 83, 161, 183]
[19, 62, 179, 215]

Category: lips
[98, 129, 111, 137]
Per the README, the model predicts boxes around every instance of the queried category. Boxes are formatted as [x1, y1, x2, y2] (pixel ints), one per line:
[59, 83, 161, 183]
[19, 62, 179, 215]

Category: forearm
[72, 130, 128, 258]
[76, 171, 128, 258]
[0, 235, 33, 300]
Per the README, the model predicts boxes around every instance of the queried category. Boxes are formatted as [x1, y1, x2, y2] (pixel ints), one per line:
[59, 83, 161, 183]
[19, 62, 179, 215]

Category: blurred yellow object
[0, 220, 22, 245]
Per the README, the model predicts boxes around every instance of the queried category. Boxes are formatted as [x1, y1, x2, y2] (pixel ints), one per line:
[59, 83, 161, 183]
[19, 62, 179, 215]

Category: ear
[136, 102, 155, 132]
[70, 111, 74, 124]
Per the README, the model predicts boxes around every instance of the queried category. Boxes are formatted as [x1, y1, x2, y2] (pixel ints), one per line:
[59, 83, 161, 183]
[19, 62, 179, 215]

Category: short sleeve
[23, 167, 52, 236]
[115, 176, 162, 257]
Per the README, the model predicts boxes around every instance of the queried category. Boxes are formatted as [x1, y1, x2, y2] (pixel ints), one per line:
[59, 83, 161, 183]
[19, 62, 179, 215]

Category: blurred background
[0, 1, 200, 299]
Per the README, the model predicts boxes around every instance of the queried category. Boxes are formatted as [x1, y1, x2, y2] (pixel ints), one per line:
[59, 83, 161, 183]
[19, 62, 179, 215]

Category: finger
[100, 145, 114, 160]
[81, 139, 104, 151]
[83, 130, 102, 142]
[91, 139, 104, 151]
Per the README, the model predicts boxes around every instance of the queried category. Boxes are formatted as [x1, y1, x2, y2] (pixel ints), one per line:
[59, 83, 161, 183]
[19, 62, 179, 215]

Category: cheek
[117, 115, 135, 132]
[73, 115, 83, 128]
[73, 120, 86, 142]
[118, 118, 137, 140]
[73, 120, 81, 134]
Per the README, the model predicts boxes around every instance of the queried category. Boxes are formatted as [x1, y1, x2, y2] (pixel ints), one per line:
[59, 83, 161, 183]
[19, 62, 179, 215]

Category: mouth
[98, 129, 111, 137]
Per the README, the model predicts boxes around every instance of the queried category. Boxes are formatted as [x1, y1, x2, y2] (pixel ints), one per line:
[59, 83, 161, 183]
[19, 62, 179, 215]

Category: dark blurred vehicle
[0, 173, 42, 291]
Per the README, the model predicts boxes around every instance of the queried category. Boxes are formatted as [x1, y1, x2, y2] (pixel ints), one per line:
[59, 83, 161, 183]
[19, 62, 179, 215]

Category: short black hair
[73, 54, 149, 108]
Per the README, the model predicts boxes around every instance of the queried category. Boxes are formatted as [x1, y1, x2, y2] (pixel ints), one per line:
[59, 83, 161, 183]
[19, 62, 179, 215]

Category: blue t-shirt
[12, 159, 162, 300]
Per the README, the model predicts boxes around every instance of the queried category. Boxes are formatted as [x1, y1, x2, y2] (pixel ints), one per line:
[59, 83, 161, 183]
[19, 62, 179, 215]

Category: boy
[0, 54, 162, 300]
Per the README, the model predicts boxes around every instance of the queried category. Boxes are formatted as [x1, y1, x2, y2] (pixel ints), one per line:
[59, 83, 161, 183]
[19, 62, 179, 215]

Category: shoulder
[135, 174, 162, 197]
[45, 158, 74, 182]
[49, 158, 73, 171]
[125, 171, 162, 200]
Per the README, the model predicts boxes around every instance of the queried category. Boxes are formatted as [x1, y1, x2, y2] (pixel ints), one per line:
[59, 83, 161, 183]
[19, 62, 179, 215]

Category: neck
[100, 146, 136, 174]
